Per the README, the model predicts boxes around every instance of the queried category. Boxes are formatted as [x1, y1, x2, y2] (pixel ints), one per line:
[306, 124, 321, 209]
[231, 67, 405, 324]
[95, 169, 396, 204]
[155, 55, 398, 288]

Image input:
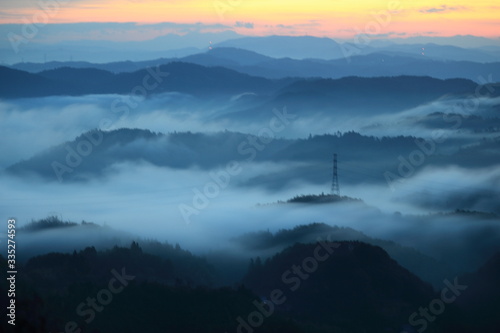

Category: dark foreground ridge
[2, 221, 499, 333]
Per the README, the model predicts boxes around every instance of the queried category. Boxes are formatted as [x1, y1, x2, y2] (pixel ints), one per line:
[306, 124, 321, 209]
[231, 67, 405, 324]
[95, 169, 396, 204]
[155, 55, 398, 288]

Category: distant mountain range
[2, 60, 493, 105]
[0, 62, 293, 98]
[3, 33, 500, 64]
[217, 35, 347, 59]
[216, 35, 500, 62]
[8, 46, 500, 83]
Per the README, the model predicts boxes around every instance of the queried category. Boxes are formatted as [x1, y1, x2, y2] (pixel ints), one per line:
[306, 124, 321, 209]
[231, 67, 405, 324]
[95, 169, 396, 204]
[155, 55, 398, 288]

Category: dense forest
[2, 217, 500, 333]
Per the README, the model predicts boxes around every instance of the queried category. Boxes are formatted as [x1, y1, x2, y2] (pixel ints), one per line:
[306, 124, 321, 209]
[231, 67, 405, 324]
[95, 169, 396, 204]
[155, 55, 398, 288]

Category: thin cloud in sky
[235, 22, 254, 29]
[419, 5, 468, 14]
[0, 0, 496, 38]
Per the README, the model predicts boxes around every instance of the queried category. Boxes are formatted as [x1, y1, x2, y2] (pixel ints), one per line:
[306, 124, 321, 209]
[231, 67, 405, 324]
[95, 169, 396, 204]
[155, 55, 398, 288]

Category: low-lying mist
[2, 160, 499, 280]
[1, 91, 499, 291]
[2, 93, 498, 169]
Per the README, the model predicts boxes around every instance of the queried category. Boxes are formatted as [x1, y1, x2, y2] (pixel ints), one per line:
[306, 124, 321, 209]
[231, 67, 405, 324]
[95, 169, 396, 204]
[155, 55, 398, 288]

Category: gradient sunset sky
[0, 0, 499, 41]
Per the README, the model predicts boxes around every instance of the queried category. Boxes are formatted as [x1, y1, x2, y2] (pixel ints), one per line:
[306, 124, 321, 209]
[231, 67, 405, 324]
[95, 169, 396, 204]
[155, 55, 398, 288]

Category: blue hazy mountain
[0, 62, 487, 103]
[225, 76, 480, 120]
[215, 35, 346, 59]
[0, 62, 293, 98]
[2, 31, 500, 333]
[5, 128, 498, 187]
[373, 42, 500, 62]
[216, 35, 500, 62]
[9, 47, 500, 83]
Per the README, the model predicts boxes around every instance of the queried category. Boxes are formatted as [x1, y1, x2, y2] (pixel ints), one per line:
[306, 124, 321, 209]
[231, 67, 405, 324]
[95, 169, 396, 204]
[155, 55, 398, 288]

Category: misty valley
[1, 37, 500, 333]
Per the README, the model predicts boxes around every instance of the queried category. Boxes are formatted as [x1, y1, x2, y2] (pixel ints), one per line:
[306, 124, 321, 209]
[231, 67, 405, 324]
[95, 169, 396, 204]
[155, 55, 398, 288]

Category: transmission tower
[331, 153, 340, 196]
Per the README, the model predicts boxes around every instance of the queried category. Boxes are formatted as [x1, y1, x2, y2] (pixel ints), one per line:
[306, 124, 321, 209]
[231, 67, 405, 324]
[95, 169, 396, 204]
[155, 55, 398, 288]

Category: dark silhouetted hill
[0, 66, 74, 97]
[222, 76, 486, 122]
[38, 67, 116, 93]
[460, 252, 500, 331]
[0, 62, 293, 98]
[242, 241, 435, 332]
[234, 223, 451, 288]
[284, 193, 362, 204]
[16, 216, 216, 285]
[434, 252, 500, 333]
[273, 76, 475, 114]
[0, 248, 302, 333]
[2, 221, 499, 333]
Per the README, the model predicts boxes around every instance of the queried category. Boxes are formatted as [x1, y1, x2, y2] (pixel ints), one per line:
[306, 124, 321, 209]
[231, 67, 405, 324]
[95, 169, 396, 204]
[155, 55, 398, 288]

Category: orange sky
[0, 0, 499, 39]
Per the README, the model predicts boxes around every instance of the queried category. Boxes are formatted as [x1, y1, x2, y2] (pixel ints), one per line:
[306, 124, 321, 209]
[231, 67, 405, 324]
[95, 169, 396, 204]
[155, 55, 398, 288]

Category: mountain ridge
[9, 47, 500, 83]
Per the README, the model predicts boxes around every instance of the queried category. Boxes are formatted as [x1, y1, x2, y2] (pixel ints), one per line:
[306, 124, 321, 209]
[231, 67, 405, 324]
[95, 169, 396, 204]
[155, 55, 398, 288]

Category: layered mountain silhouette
[6, 128, 499, 187]
[2, 32, 500, 333]
[245, 75, 479, 119]
[234, 223, 451, 287]
[8, 47, 500, 83]
[0, 62, 292, 98]
[0, 129, 432, 183]
[3, 217, 499, 333]
[241, 241, 500, 333]
[0, 243, 302, 333]
[4, 62, 497, 128]
[215, 35, 500, 62]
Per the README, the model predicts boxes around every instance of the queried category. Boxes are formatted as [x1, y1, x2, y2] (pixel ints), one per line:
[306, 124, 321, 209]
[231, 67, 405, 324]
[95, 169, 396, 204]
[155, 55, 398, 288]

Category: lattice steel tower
[331, 153, 340, 196]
